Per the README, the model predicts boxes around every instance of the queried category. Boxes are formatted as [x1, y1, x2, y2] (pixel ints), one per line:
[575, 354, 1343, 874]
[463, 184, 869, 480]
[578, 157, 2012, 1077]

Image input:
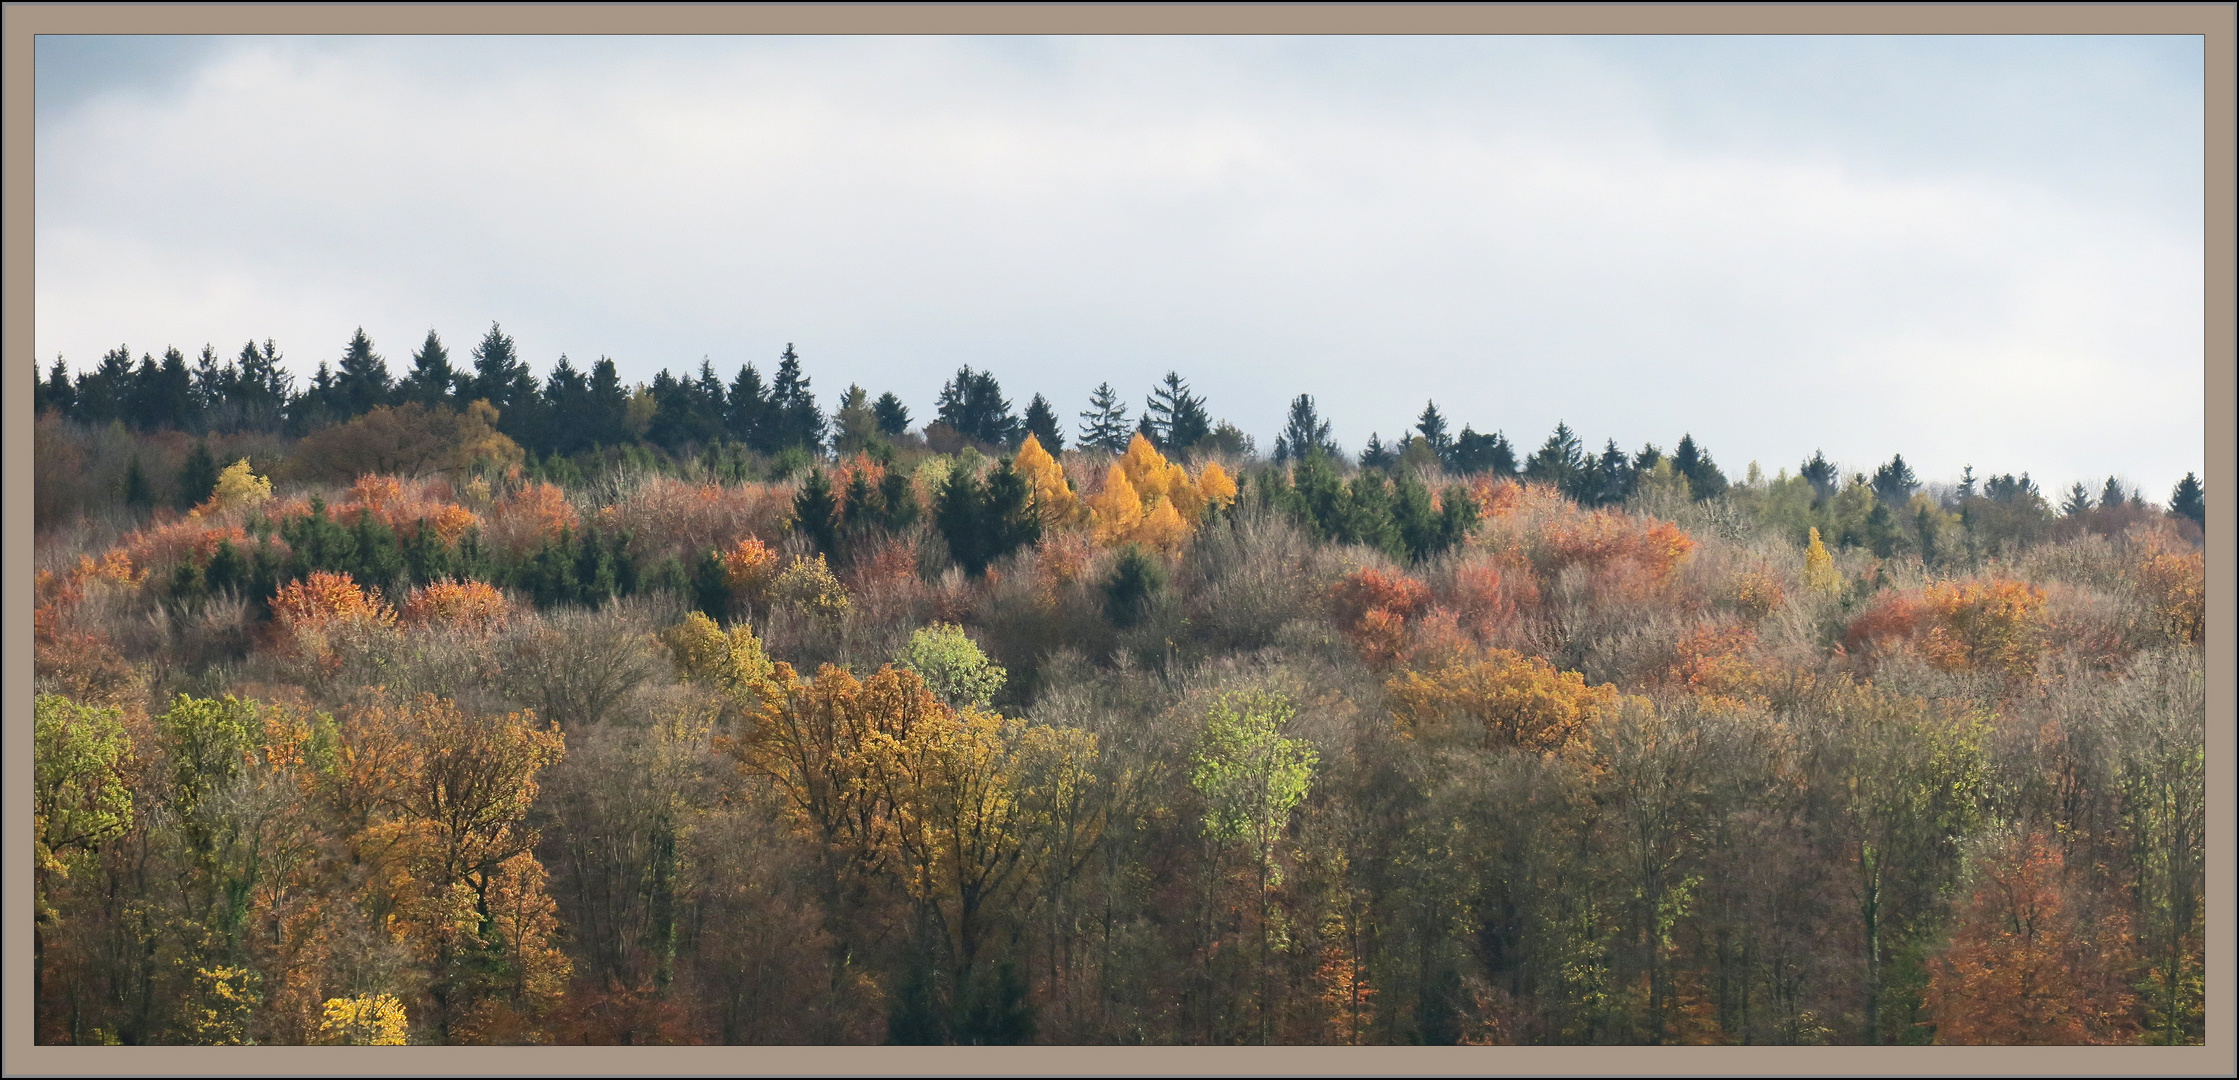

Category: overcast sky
[34, 34, 2205, 496]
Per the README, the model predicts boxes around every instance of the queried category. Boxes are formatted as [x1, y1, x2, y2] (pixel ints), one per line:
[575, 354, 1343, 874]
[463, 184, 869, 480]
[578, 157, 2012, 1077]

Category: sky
[33, 34, 2206, 497]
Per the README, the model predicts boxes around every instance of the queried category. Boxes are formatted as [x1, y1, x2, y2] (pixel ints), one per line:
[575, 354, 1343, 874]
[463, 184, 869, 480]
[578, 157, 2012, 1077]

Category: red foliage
[401, 579, 513, 634]
[486, 481, 580, 555]
[1330, 565, 1435, 666]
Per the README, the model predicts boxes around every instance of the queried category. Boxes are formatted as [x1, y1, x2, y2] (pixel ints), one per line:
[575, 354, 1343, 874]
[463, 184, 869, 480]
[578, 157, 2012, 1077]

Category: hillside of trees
[31, 326, 2208, 1046]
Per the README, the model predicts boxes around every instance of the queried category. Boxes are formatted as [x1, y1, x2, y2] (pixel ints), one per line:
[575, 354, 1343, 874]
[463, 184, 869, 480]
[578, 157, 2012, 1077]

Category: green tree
[1077, 382, 1132, 455]
[873, 391, 913, 438]
[2168, 472, 2204, 526]
[33, 694, 135, 1013]
[1102, 544, 1165, 628]
[896, 623, 1008, 710]
[176, 441, 221, 511]
[1275, 394, 1338, 464]
[1021, 393, 1064, 452]
[400, 329, 461, 406]
[1145, 372, 1211, 454]
[1191, 689, 1318, 1043]
[1671, 434, 1729, 502]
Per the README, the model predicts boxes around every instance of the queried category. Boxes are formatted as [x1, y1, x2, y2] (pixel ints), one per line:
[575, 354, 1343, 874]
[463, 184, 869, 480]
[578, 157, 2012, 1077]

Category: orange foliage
[401, 579, 512, 634]
[1386, 648, 1622, 755]
[1443, 553, 1538, 644]
[335, 474, 484, 545]
[2133, 550, 2205, 646]
[1925, 834, 2138, 1045]
[593, 477, 792, 565]
[273, 570, 397, 630]
[123, 517, 254, 576]
[1329, 566, 1435, 668]
[1664, 622, 1770, 711]
[487, 481, 579, 555]
[1847, 578, 2048, 679]
[1466, 476, 1526, 519]
[722, 535, 782, 608]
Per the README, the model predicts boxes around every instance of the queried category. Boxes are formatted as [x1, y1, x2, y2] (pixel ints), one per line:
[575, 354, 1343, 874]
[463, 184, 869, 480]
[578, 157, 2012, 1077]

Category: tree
[2062, 482, 2095, 518]
[400, 330, 460, 406]
[766, 344, 825, 452]
[1101, 544, 1165, 628]
[1450, 426, 1515, 476]
[336, 327, 395, 417]
[2098, 477, 2126, 511]
[1274, 394, 1338, 465]
[1415, 401, 1454, 466]
[874, 391, 913, 438]
[466, 322, 530, 415]
[1802, 450, 1839, 505]
[935, 366, 1019, 448]
[935, 465, 987, 576]
[2169, 473, 2204, 526]
[794, 468, 841, 556]
[1021, 393, 1063, 452]
[1077, 382, 1132, 455]
[1523, 422, 1586, 493]
[289, 401, 524, 482]
[1871, 455, 1919, 508]
[1191, 689, 1317, 1043]
[726, 361, 771, 447]
[1592, 440, 1634, 507]
[1144, 372, 1211, 454]
[1358, 433, 1397, 472]
[32, 695, 134, 1014]
[37, 357, 76, 418]
[1671, 434, 1728, 502]
[896, 624, 1007, 710]
[176, 441, 221, 511]
[832, 384, 882, 455]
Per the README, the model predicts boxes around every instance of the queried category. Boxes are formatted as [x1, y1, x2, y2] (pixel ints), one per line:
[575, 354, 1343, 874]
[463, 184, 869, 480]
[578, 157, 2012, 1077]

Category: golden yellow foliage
[1014, 433, 1083, 529]
[316, 993, 409, 1045]
[1804, 527, 1840, 595]
[1088, 464, 1143, 545]
[660, 610, 778, 704]
[1386, 649, 1623, 755]
[207, 459, 273, 512]
[1195, 461, 1238, 513]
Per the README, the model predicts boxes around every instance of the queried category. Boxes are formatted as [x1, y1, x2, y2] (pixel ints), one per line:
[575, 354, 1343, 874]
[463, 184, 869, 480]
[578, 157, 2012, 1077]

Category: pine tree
[2099, 476, 2126, 511]
[1145, 371, 1210, 453]
[832, 384, 881, 455]
[794, 468, 841, 556]
[935, 464, 987, 576]
[1358, 433, 1396, 472]
[1078, 382, 1132, 455]
[1274, 394, 1337, 465]
[1021, 393, 1063, 452]
[1593, 439, 1633, 506]
[400, 330, 459, 406]
[873, 391, 912, 438]
[980, 457, 1042, 571]
[2169, 473, 2205, 526]
[39, 358, 74, 418]
[728, 362, 771, 447]
[1956, 465, 1977, 501]
[75, 345, 135, 425]
[935, 366, 1019, 447]
[1524, 422, 1586, 492]
[466, 322, 528, 415]
[767, 344, 825, 453]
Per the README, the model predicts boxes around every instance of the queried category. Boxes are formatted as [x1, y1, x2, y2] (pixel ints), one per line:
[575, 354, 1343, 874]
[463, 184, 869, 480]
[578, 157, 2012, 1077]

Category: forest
[30, 324, 2209, 1046]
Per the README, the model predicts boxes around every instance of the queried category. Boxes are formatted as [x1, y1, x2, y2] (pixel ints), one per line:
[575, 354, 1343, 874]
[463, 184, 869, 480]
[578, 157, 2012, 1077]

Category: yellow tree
[1014, 433, 1083, 529]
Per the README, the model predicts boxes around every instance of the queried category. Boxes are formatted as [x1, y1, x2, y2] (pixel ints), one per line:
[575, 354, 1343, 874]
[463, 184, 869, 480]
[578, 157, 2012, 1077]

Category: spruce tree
[1956, 465, 1977, 501]
[768, 344, 824, 452]
[935, 366, 1019, 447]
[980, 457, 1042, 570]
[1021, 393, 1063, 451]
[1673, 434, 1730, 501]
[1801, 450, 1839, 505]
[1358, 433, 1397, 472]
[794, 468, 841, 556]
[2169, 473, 2205, 526]
[466, 322, 528, 414]
[832, 384, 881, 455]
[2062, 482, 2095, 517]
[1524, 422, 1586, 492]
[1144, 371, 1210, 453]
[1274, 394, 1336, 464]
[1078, 382, 1132, 455]
[123, 456, 154, 512]
[1414, 401, 1453, 467]
[176, 441, 220, 511]
[935, 465, 987, 576]
[336, 327, 394, 418]
[401, 330, 459, 406]
[586, 357, 629, 449]
[2099, 476, 2126, 511]
[728, 362, 770, 447]
[1594, 439, 1633, 506]
[39, 358, 74, 418]
[873, 391, 913, 437]
[1449, 426, 1514, 476]
[1870, 454, 1919, 508]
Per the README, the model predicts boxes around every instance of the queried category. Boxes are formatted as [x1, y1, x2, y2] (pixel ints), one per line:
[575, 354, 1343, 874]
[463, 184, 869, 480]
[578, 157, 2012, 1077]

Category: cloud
[34, 35, 2205, 495]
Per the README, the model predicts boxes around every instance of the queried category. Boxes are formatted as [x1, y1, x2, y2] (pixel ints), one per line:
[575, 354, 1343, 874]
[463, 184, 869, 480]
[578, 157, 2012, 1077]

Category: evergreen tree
[1078, 382, 1132, 454]
[1102, 544, 1165, 628]
[1273, 394, 1337, 465]
[793, 468, 841, 556]
[1802, 450, 1839, 505]
[38, 358, 74, 418]
[766, 344, 824, 452]
[1449, 426, 1515, 476]
[2169, 473, 2205, 526]
[1524, 422, 1586, 492]
[292, 360, 342, 434]
[1672, 434, 1729, 501]
[466, 322, 529, 415]
[1341, 471, 1403, 559]
[537, 355, 593, 456]
[585, 357, 630, 449]
[1358, 433, 1397, 472]
[873, 391, 912, 438]
[2099, 476, 2127, 511]
[1144, 371, 1211, 453]
[728, 362, 771, 447]
[234, 340, 292, 431]
[123, 456, 154, 512]
[934, 365, 1019, 447]
[335, 327, 394, 417]
[136, 347, 196, 431]
[1414, 401, 1454, 467]
[1021, 393, 1063, 452]
[75, 345, 135, 425]
[1871, 454, 1919, 508]
[832, 384, 882, 455]
[934, 464, 987, 576]
[400, 330, 460, 406]
[980, 457, 1042, 569]
[176, 441, 220, 511]
[1956, 465, 1977, 501]
[190, 344, 225, 421]
[1593, 439, 1633, 506]
[877, 467, 921, 533]
[2062, 482, 2095, 518]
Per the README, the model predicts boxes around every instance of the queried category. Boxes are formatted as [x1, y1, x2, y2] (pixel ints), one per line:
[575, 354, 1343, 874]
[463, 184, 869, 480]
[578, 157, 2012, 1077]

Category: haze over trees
[30, 324, 2207, 1047]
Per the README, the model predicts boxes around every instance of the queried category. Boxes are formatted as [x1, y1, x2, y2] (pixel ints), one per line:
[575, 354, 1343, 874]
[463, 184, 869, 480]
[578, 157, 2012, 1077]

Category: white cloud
[34, 35, 2205, 495]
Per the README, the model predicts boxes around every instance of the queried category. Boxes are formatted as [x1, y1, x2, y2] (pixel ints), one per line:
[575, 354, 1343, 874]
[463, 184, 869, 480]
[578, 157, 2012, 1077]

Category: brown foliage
[288, 401, 523, 484]
[1925, 834, 2138, 1044]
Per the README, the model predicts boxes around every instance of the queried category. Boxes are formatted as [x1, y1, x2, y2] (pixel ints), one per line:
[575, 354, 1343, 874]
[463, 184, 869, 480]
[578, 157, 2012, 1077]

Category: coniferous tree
[1021, 393, 1063, 452]
[935, 366, 1019, 448]
[584, 356, 629, 449]
[75, 345, 135, 425]
[38, 358, 74, 418]
[136, 347, 195, 431]
[1274, 394, 1338, 465]
[2061, 482, 2095, 518]
[1414, 401, 1453, 467]
[1078, 382, 1132, 454]
[1956, 465, 1978, 501]
[400, 330, 460, 407]
[1871, 454, 1919, 508]
[466, 322, 530, 416]
[1358, 433, 1397, 473]
[2169, 473, 2205, 526]
[728, 362, 771, 447]
[794, 468, 841, 556]
[176, 441, 220, 511]
[1802, 450, 1840, 505]
[1593, 439, 1633, 506]
[767, 344, 824, 452]
[877, 467, 921, 533]
[1524, 422, 1586, 493]
[832, 384, 882, 455]
[1672, 434, 1729, 501]
[123, 456, 153, 511]
[873, 391, 912, 438]
[2099, 477, 2127, 511]
[190, 344, 225, 422]
[233, 339, 292, 431]
[1449, 426, 1515, 476]
[980, 457, 1042, 569]
[934, 464, 987, 576]
[335, 328, 394, 418]
[1144, 371, 1211, 453]
[293, 360, 342, 434]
